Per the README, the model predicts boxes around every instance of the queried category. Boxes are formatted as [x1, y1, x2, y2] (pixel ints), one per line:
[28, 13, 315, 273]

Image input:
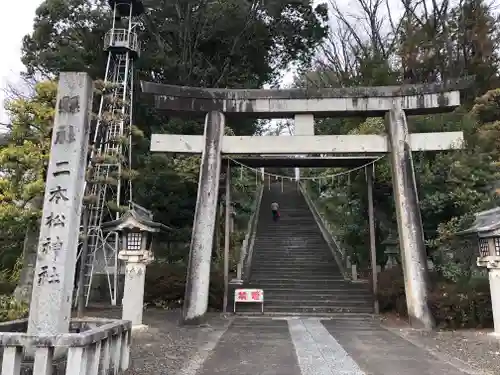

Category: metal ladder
[75, 52, 131, 306]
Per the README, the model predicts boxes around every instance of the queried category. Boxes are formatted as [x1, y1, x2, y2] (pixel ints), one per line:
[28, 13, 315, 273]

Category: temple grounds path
[85, 308, 498, 375]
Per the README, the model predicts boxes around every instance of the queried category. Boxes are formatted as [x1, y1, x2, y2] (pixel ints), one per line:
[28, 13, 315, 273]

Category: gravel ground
[381, 315, 500, 375]
[84, 307, 233, 375]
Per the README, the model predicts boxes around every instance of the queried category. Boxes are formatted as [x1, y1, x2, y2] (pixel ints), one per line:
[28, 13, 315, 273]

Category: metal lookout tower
[77, 0, 143, 307]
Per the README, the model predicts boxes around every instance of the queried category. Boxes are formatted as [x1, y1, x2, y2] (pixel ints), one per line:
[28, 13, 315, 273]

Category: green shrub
[377, 268, 493, 329]
[428, 278, 492, 329]
[0, 296, 28, 322]
[144, 262, 224, 310]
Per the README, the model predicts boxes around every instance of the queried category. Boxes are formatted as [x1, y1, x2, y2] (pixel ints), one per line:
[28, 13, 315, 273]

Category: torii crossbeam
[142, 79, 469, 329]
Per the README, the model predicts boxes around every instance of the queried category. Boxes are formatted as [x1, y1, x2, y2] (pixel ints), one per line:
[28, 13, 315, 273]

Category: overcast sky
[0, 0, 416, 127]
[0, 0, 42, 126]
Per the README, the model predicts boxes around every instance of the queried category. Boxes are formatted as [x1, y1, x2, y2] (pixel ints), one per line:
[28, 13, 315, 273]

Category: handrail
[298, 182, 349, 279]
[236, 184, 264, 281]
[0, 318, 131, 375]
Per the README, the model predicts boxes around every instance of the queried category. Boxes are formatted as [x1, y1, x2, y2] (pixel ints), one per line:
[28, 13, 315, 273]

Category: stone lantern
[457, 207, 500, 337]
[101, 202, 170, 329]
[382, 233, 400, 269]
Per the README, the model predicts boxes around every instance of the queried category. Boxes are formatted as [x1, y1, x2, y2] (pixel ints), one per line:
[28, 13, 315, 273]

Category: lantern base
[477, 255, 500, 269]
[119, 250, 153, 327]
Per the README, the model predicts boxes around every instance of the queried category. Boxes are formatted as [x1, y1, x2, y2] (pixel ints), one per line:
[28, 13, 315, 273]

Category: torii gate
[141, 80, 468, 329]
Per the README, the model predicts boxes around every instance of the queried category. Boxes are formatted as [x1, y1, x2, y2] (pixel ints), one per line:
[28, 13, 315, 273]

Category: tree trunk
[13, 196, 43, 305]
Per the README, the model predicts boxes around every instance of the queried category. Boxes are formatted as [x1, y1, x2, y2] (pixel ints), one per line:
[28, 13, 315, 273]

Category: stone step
[253, 253, 333, 260]
[252, 244, 327, 248]
[252, 254, 334, 258]
[262, 300, 372, 309]
[254, 238, 325, 242]
[250, 269, 342, 274]
[251, 264, 340, 268]
[251, 275, 344, 281]
[253, 247, 330, 250]
[251, 276, 346, 282]
[236, 312, 376, 319]
[252, 253, 331, 257]
[250, 263, 338, 269]
[247, 287, 369, 294]
[253, 243, 325, 247]
[261, 305, 374, 313]
[251, 284, 352, 290]
[252, 247, 330, 251]
[252, 255, 334, 259]
[262, 294, 371, 302]
[249, 281, 353, 295]
[252, 270, 343, 275]
[251, 257, 335, 261]
[251, 264, 339, 269]
[254, 238, 323, 241]
[251, 259, 336, 264]
[255, 229, 321, 232]
[252, 250, 332, 253]
[251, 267, 341, 273]
[252, 264, 339, 268]
[253, 251, 330, 254]
[254, 235, 323, 239]
[252, 252, 332, 257]
[261, 291, 371, 298]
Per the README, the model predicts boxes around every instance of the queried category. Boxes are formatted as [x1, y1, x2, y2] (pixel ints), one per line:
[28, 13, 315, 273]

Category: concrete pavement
[181, 316, 478, 375]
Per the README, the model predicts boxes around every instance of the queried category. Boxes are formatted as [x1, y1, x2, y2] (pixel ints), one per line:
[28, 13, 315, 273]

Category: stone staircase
[241, 180, 373, 315]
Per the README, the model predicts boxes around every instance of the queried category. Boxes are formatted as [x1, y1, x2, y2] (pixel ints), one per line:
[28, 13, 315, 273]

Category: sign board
[234, 288, 264, 313]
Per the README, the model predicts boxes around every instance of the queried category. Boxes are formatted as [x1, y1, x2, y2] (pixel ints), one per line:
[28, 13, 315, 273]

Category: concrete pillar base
[131, 324, 149, 332]
[118, 250, 153, 327]
[488, 332, 500, 339]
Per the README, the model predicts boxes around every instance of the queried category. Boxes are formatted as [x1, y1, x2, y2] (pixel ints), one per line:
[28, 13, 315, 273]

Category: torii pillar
[386, 103, 435, 329]
[294, 114, 314, 181]
[182, 111, 225, 323]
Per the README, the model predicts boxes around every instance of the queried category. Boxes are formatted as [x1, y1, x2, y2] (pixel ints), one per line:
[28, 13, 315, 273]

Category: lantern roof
[456, 207, 500, 237]
[101, 201, 172, 233]
[381, 232, 399, 246]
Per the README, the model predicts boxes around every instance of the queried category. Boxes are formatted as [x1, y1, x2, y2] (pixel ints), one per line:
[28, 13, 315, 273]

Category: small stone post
[385, 103, 435, 330]
[119, 250, 153, 328]
[351, 264, 358, 281]
[182, 111, 225, 323]
[28, 72, 93, 335]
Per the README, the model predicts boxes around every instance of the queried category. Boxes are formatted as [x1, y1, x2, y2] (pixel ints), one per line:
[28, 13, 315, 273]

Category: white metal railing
[298, 182, 350, 278]
[104, 29, 140, 55]
[0, 318, 131, 375]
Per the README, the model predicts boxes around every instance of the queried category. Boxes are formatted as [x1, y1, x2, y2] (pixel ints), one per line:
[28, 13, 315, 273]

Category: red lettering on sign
[251, 290, 261, 301]
[237, 291, 248, 301]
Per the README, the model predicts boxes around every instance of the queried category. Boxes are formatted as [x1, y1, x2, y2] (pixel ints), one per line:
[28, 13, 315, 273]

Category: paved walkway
[177, 316, 483, 375]
[92, 308, 493, 375]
